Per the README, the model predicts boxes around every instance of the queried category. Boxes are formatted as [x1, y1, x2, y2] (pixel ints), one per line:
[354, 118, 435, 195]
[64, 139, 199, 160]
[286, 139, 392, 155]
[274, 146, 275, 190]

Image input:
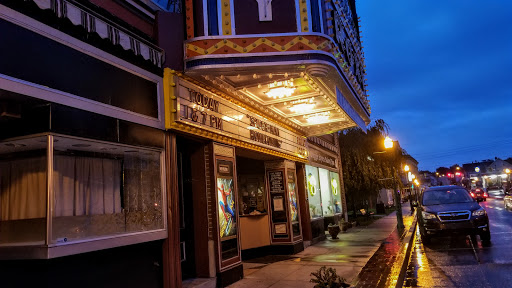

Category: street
[403, 196, 512, 287]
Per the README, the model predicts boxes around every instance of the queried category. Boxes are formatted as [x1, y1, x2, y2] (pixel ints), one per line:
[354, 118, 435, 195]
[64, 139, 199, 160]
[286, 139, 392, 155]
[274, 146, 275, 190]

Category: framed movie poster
[213, 150, 240, 268]
[217, 160, 236, 239]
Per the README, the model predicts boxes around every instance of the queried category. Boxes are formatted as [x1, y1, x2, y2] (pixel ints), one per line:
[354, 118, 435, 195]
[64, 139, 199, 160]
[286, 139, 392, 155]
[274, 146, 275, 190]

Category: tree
[338, 119, 402, 218]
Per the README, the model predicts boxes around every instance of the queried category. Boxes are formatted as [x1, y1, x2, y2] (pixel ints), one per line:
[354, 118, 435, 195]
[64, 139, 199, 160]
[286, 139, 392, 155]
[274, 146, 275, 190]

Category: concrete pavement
[227, 206, 415, 288]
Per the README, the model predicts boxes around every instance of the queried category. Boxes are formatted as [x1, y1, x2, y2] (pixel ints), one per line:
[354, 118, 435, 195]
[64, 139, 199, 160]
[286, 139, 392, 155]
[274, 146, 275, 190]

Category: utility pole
[393, 166, 404, 230]
[392, 140, 404, 230]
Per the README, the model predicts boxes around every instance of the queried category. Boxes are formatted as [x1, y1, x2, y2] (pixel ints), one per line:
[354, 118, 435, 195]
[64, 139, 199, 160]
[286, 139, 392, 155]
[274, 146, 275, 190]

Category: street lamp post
[378, 137, 404, 230]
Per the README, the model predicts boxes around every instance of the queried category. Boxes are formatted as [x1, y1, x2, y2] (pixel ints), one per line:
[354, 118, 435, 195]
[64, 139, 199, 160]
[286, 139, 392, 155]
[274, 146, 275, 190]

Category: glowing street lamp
[404, 165, 410, 172]
[379, 136, 404, 230]
[384, 136, 394, 149]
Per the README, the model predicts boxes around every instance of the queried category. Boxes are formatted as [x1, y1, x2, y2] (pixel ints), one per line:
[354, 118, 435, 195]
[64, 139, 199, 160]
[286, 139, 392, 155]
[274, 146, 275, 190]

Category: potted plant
[339, 218, 349, 232]
[327, 223, 340, 239]
[310, 266, 350, 288]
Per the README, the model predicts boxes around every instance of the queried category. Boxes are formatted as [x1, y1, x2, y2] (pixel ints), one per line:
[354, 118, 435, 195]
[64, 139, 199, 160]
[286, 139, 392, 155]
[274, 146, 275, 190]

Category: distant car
[487, 185, 504, 195]
[415, 185, 490, 244]
[470, 188, 488, 202]
[505, 195, 512, 211]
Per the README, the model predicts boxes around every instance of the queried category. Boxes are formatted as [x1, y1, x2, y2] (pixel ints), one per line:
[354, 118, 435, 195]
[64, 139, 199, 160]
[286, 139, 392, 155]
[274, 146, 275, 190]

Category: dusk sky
[356, 1, 512, 171]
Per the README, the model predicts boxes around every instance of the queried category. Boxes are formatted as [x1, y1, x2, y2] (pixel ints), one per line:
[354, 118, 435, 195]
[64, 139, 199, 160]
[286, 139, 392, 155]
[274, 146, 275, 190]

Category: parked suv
[416, 185, 490, 244]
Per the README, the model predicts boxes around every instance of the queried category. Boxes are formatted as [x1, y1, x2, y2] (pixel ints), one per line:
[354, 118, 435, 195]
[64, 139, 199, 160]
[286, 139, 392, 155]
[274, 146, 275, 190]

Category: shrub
[310, 266, 350, 288]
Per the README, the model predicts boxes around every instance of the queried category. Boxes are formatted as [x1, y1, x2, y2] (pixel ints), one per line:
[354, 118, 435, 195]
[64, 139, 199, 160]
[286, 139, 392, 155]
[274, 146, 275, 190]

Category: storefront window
[0, 134, 166, 257]
[305, 165, 322, 219]
[330, 172, 342, 214]
[0, 135, 48, 246]
[51, 135, 164, 244]
[319, 168, 334, 216]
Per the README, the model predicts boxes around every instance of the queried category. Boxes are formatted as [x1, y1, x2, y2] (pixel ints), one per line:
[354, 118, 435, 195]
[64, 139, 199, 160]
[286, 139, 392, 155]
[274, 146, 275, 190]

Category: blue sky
[356, 0, 512, 171]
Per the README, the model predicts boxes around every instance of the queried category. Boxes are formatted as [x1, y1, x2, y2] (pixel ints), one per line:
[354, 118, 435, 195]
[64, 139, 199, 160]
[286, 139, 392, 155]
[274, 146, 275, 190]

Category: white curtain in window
[53, 155, 121, 217]
[0, 157, 47, 221]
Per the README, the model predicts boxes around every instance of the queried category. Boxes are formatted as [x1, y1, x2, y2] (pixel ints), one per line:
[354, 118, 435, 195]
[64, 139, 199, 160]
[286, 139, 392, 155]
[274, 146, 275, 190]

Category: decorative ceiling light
[265, 80, 295, 99]
[289, 98, 315, 113]
[304, 111, 330, 124]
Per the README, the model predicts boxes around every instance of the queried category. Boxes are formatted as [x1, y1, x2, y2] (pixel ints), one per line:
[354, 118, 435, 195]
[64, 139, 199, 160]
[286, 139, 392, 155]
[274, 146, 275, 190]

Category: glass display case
[0, 135, 48, 246]
[305, 165, 322, 219]
[52, 135, 164, 244]
[0, 133, 166, 258]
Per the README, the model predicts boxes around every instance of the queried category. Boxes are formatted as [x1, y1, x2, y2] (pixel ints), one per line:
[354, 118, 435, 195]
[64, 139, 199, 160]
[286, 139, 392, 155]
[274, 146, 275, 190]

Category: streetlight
[376, 136, 404, 230]
[384, 136, 394, 149]
[404, 165, 410, 172]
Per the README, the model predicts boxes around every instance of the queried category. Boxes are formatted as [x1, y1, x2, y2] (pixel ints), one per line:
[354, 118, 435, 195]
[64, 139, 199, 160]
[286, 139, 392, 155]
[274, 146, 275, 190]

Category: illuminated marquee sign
[174, 80, 307, 158]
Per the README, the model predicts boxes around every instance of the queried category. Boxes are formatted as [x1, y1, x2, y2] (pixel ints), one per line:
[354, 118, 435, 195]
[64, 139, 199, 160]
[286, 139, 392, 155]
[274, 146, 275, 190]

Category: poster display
[267, 168, 289, 239]
[287, 171, 298, 222]
[273, 197, 284, 211]
[268, 171, 285, 193]
[274, 224, 287, 234]
[217, 160, 237, 239]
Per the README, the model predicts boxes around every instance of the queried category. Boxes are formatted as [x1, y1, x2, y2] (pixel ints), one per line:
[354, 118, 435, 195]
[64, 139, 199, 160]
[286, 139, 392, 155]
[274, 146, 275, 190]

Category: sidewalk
[228, 206, 415, 288]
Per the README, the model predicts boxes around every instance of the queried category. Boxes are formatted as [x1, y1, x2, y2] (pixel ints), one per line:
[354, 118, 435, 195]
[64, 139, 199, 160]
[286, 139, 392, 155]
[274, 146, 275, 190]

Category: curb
[394, 211, 417, 288]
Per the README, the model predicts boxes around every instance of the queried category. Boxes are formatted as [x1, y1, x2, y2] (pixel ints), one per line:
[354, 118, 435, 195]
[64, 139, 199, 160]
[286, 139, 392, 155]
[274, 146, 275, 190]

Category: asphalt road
[403, 196, 512, 288]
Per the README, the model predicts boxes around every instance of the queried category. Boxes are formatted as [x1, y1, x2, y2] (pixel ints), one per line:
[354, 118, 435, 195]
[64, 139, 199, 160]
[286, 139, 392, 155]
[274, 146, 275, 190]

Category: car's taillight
[470, 192, 475, 197]
[484, 193, 488, 197]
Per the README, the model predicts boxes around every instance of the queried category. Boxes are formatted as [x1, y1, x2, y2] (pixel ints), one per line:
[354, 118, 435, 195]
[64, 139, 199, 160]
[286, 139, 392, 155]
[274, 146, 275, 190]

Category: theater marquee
[167, 77, 307, 160]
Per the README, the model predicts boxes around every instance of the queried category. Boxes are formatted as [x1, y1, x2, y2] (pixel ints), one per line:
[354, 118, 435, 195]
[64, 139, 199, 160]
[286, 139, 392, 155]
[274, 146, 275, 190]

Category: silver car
[487, 185, 504, 195]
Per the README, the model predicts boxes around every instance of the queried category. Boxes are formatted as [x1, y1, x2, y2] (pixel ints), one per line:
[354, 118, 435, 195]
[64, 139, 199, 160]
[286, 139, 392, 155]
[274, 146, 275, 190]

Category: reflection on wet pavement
[403, 227, 456, 287]
[352, 214, 414, 288]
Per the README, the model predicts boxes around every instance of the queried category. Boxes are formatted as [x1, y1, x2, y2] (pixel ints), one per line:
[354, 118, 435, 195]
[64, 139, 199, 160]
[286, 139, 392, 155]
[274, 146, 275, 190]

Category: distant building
[463, 158, 512, 190]
[419, 171, 437, 187]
